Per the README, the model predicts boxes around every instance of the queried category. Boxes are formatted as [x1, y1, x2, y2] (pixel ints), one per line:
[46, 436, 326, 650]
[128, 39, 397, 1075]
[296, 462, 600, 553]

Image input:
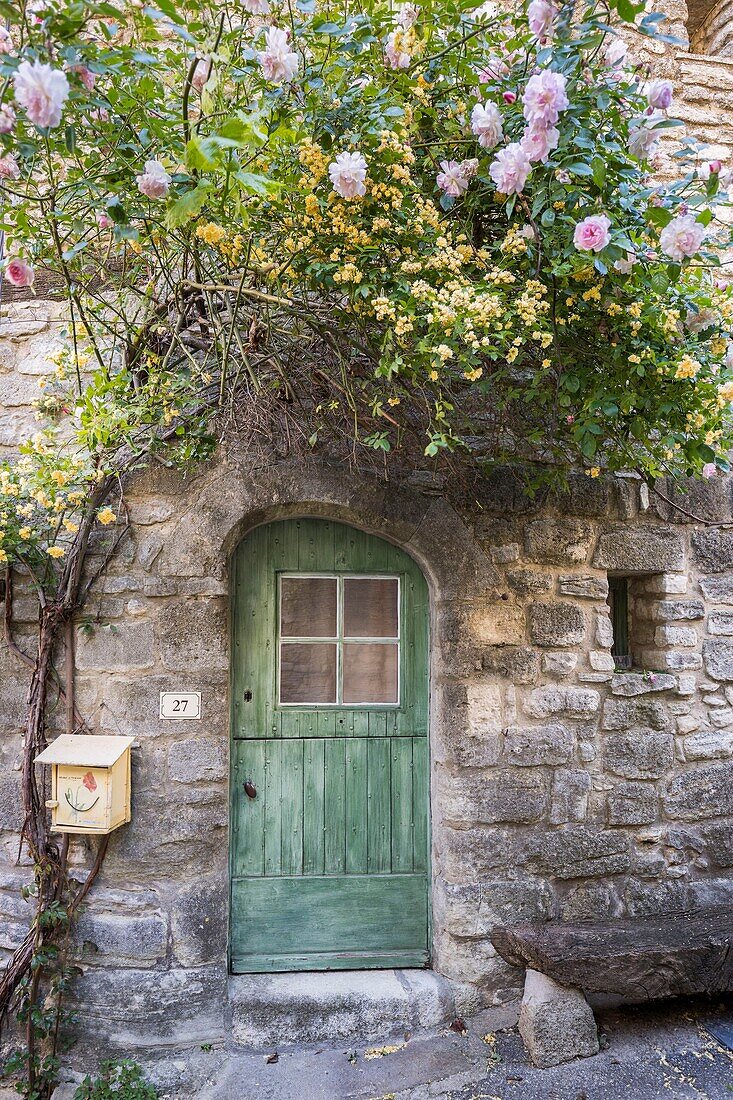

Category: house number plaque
[159, 691, 202, 720]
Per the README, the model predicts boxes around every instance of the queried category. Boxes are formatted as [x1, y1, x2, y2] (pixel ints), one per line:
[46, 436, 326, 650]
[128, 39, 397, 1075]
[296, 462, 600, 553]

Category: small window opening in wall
[607, 576, 632, 670]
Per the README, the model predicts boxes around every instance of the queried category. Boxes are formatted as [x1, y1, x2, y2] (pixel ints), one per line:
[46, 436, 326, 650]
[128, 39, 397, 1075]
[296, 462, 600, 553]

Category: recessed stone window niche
[606, 571, 701, 675]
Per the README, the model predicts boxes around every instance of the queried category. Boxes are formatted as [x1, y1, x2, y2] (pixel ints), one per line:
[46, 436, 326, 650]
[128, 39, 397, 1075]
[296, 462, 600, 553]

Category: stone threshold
[227, 969, 456, 1051]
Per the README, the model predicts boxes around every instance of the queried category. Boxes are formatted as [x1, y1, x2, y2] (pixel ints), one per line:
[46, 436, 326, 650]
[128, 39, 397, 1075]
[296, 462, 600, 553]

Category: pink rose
[478, 54, 508, 82]
[328, 151, 368, 199]
[0, 104, 15, 133]
[659, 213, 706, 262]
[527, 0, 556, 41]
[69, 64, 96, 92]
[243, 0, 270, 10]
[702, 462, 717, 479]
[646, 79, 672, 111]
[573, 213, 611, 252]
[436, 159, 470, 197]
[628, 119, 659, 161]
[522, 69, 569, 127]
[603, 37, 628, 69]
[0, 28, 13, 55]
[384, 30, 411, 69]
[521, 123, 559, 163]
[503, 90, 517, 104]
[14, 59, 69, 129]
[97, 212, 113, 229]
[0, 154, 19, 179]
[5, 258, 35, 287]
[259, 27, 299, 83]
[192, 58, 212, 92]
[470, 101, 503, 150]
[136, 159, 171, 199]
[489, 142, 532, 195]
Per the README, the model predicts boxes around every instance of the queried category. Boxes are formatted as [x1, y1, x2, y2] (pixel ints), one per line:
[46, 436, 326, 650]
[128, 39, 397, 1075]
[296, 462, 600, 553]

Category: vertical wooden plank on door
[263, 739, 282, 876]
[324, 738, 346, 873]
[303, 738, 325, 875]
[280, 739, 304, 875]
[367, 738, 391, 873]
[409, 570, 430, 736]
[345, 738, 368, 874]
[412, 737, 428, 872]
[232, 741, 266, 875]
[299, 518, 335, 571]
[391, 737, 414, 873]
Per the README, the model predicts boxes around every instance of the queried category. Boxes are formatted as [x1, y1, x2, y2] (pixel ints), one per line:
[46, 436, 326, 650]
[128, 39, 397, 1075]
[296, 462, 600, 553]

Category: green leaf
[185, 136, 219, 172]
[65, 126, 76, 155]
[646, 205, 673, 228]
[142, 0, 184, 24]
[566, 162, 594, 177]
[165, 181, 212, 228]
[651, 271, 669, 294]
[591, 158, 606, 187]
[697, 208, 714, 227]
[235, 171, 282, 198]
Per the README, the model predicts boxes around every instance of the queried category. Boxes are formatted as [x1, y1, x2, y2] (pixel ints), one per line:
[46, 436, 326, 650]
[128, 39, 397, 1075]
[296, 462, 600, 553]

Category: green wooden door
[230, 518, 430, 972]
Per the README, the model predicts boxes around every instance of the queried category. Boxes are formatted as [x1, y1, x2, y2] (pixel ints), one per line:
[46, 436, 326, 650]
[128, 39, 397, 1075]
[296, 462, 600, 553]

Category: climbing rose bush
[1, 0, 733, 571]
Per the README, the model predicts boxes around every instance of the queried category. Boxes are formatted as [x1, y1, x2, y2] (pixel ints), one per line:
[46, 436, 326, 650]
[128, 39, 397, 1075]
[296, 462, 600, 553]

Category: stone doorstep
[227, 969, 456, 1051]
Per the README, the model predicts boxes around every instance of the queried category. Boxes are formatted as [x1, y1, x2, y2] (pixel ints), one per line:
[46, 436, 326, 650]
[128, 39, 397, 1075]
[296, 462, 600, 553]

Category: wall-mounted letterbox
[35, 734, 135, 835]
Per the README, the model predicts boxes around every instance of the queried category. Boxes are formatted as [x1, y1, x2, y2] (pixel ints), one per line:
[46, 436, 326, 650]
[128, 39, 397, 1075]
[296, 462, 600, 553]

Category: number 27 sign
[159, 692, 202, 720]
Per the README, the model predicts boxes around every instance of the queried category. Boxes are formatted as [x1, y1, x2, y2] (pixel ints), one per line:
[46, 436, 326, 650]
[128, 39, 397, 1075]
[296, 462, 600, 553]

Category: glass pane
[343, 643, 398, 704]
[343, 578, 399, 638]
[280, 643, 337, 703]
[281, 577, 337, 638]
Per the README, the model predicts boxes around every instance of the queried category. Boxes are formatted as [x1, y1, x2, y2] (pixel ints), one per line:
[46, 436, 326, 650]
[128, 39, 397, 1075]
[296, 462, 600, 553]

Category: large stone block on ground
[524, 519, 593, 565]
[593, 526, 685, 573]
[529, 602, 585, 647]
[518, 969, 599, 1068]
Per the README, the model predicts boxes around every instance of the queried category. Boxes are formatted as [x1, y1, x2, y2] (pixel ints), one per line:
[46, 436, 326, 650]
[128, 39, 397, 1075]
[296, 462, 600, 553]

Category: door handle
[244, 780, 257, 799]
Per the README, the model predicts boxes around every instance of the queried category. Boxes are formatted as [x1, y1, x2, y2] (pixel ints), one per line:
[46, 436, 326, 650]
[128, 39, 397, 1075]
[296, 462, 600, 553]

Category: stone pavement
[42, 996, 733, 1100]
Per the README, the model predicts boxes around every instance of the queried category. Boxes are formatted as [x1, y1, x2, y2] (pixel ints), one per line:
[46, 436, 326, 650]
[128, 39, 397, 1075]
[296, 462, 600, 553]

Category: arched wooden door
[229, 518, 430, 972]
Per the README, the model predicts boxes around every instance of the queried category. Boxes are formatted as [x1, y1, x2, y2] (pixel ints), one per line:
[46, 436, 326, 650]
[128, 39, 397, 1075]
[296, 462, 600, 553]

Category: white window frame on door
[277, 573, 401, 708]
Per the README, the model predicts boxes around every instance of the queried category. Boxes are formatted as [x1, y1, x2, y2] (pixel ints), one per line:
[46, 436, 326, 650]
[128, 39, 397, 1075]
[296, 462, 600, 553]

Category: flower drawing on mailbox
[64, 771, 100, 816]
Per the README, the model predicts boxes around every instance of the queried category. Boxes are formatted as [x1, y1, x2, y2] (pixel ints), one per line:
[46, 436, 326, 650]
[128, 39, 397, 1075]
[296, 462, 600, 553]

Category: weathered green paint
[230, 518, 430, 973]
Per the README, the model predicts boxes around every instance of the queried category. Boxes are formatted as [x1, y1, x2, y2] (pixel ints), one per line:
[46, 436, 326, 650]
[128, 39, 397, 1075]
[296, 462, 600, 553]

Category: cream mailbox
[35, 735, 135, 835]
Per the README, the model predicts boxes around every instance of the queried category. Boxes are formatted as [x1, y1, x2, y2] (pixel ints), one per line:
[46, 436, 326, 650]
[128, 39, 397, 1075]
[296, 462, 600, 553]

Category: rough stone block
[524, 519, 594, 565]
[604, 730, 674, 779]
[524, 686, 600, 718]
[504, 723, 573, 766]
[559, 882, 621, 921]
[664, 762, 733, 821]
[159, 599, 227, 672]
[529, 602, 585, 647]
[542, 652, 578, 677]
[440, 769, 548, 826]
[518, 970, 599, 1068]
[652, 599, 705, 622]
[170, 877, 229, 967]
[693, 530, 733, 574]
[644, 573, 688, 595]
[589, 650, 615, 671]
[168, 738, 226, 783]
[655, 625, 697, 647]
[607, 781, 658, 826]
[663, 651, 702, 672]
[610, 672, 676, 696]
[593, 527, 685, 573]
[710, 708, 733, 729]
[550, 769, 591, 824]
[683, 728, 733, 761]
[74, 910, 167, 968]
[594, 612, 614, 648]
[708, 612, 733, 636]
[482, 646, 539, 685]
[700, 574, 733, 603]
[523, 826, 630, 878]
[558, 574, 608, 600]
[75, 621, 155, 672]
[491, 543, 520, 563]
[703, 638, 733, 681]
[507, 568, 553, 595]
[602, 698, 670, 731]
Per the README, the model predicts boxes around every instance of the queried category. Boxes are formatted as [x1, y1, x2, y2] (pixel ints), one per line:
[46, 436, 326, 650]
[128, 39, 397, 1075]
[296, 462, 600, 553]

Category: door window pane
[280, 643, 337, 703]
[344, 578, 398, 638]
[343, 643, 398, 704]
[281, 577, 337, 638]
